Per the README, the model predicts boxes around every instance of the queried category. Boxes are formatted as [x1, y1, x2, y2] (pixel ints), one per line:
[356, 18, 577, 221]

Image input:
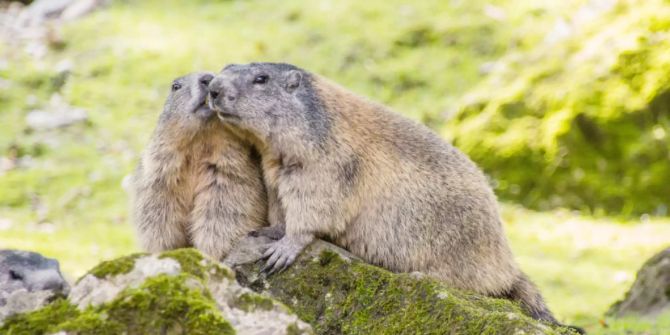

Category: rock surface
[0, 249, 69, 322]
[0, 0, 109, 59]
[0, 249, 312, 335]
[228, 236, 577, 335]
[25, 94, 88, 130]
[1, 241, 579, 334]
[608, 247, 670, 318]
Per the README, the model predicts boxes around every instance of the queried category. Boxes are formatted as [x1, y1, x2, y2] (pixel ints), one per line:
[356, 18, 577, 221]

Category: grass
[1, 0, 669, 334]
[501, 206, 670, 334]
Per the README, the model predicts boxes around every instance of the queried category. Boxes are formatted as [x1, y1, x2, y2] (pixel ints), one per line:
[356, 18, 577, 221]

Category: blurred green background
[1, 0, 669, 333]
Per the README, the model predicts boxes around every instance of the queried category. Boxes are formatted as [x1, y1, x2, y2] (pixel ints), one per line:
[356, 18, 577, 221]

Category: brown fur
[131, 72, 267, 260]
[208, 63, 582, 332]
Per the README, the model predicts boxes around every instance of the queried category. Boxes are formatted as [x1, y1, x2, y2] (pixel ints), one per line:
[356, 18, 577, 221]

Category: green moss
[57, 311, 124, 335]
[1, 274, 235, 335]
[287, 322, 310, 335]
[100, 274, 235, 335]
[251, 249, 576, 335]
[233, 292, 276, 312]
[158, 248, 221, 280]
[0, 299, 79, 335]
[85, 252, 147, 280]
[158, 248, 235, 281]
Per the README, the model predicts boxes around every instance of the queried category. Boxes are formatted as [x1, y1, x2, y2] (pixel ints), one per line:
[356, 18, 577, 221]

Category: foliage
[448, 0, 670, 215]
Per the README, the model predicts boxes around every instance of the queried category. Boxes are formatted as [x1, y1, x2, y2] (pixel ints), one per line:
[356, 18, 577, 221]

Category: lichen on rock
[0, 248, 313, 335]
[2, 243, 580, 334]
[231, 237, 578, 335]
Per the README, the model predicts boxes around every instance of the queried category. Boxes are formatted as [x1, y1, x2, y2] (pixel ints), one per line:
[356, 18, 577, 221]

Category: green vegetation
[501, 206, 670, 334]
[0, 249, 238, 335]
[1, 0, 669, 334]
[86, 252, 146, 279]
[233, 292, 277, 313]
[449, 0, 670, 215]
[251, 248, 576, 335]
[0, 249, 312, 335]
[0, 299, 79, 335]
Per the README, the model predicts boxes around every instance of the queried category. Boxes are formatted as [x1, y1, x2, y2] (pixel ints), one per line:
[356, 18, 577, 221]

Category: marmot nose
[199, 74, 214, 86]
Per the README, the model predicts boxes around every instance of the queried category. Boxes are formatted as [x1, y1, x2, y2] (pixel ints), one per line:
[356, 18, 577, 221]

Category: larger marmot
[207, 63, 578, 330]
[131, 72, 267, 260]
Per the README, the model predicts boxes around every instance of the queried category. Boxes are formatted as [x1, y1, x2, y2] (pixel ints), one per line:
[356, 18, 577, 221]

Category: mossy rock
[230, 237, 578, 335]
[0, 248, 312, 335]
[608, 247, 670, 318]
[447, 0, 670, 216]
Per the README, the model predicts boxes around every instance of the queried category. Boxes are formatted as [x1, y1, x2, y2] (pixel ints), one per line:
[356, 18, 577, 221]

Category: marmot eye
[171, 82, 182, 91]
[9, 270, 23, 281]
[253, 74, 269, 84]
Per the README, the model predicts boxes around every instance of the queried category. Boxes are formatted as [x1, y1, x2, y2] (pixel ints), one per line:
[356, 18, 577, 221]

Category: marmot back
[131, 72, 267, 260]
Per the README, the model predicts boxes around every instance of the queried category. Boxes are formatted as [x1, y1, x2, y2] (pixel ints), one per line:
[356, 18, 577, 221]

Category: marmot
[206, 63, 581, 331]
[131, 72, 267, 260]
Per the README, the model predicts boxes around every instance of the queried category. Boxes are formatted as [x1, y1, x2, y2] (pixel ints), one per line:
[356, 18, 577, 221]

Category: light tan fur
[131, 72, 267, 260]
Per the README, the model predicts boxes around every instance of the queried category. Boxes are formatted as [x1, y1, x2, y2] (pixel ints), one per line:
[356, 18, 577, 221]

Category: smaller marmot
[207, 63, 582, 332]
[131, 72, 267, 260]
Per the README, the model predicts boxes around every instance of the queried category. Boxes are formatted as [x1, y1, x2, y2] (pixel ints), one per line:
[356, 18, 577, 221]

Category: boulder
[0, 249, 69, 322]
[25, 94, 88, 131]
[0, 249, 312, 335]
[1, 241, 579, 334]
[227, 236, 576, 335]
[608, 247, 670, 318]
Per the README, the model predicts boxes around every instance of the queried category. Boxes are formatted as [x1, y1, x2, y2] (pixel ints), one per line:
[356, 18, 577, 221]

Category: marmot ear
[285, 70, 302, 93]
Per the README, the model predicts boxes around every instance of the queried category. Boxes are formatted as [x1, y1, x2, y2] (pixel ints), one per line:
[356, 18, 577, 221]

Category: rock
[0, 290, 55, 324]
[2, 243, 578, 334]
[608, 247, 670, 318]
[0, 250, 69, 322]
[229, 236, 576, 335]
[0, 0, 108, 59]
[25, 94, 88, 130]
[0, 249, 312, 335]
[22, 0, 75, 24]
[60, 0, 108, 21]
[19, 0, 108, 24]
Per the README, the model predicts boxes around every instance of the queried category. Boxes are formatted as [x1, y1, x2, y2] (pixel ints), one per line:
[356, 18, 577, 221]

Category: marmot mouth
[193, 103, 206, 112]
[216, 110, 240, 120]
[193, 102, 214, 119]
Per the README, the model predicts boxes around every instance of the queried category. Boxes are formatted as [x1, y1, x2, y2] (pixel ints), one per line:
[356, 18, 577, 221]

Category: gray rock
[23, 0, 75, 24]
[26, 94, 88, 130]
[0, 249, 69, 321]
[608, 247, 670, 318]
[61, 0, 108, 21]
[20, 0, 109, 24]
[0, 0, 109, 59]
[229, 237, 575, 335]
[1, 243, 578, 334]
[0, 250, 313, 335]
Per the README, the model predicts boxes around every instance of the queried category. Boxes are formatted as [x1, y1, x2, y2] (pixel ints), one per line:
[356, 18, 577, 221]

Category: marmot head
[207, 63, 330, 148]
[0, 250, 69, 305]
[159, 72, 216, 133]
